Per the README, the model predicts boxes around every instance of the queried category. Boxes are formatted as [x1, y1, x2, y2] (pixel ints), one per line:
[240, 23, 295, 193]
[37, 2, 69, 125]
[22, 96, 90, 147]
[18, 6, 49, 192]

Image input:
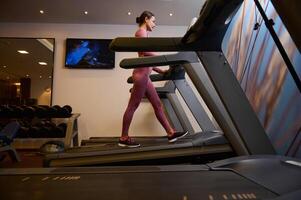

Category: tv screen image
[65, 39, 115, 69]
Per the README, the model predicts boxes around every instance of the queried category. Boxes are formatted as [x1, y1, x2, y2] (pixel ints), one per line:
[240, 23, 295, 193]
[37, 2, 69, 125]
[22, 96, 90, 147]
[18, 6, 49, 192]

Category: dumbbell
[33, 120, 54, 138]
[52, 126, 63, 138]
[63, 105, 72, 115]
[34, 106, 48, 118]
[55, 123, 67, 137]
[52, 105, 72, 117]
[0, 105, 14, 118]
[44, 121, 57, 137]
[15, 106, 25, 118]
[22, 106, 35, 118]
[39, 105, 56, 118]
[7, 105, 24, 118]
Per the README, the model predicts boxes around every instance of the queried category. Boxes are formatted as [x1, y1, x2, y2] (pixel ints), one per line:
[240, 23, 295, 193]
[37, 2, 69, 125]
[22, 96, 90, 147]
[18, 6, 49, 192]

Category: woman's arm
[141, 51, 156, 56]
[152, 67, 168, 74]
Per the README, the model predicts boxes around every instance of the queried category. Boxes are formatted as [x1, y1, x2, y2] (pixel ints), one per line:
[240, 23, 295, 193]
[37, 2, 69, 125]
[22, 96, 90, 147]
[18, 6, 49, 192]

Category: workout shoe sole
[168, 131, 189, 143]
[118, 143, 141, 148]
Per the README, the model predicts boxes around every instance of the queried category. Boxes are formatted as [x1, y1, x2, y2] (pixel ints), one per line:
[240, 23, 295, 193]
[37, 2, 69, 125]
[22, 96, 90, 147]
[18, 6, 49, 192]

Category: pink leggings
[121, 69, 174, 137]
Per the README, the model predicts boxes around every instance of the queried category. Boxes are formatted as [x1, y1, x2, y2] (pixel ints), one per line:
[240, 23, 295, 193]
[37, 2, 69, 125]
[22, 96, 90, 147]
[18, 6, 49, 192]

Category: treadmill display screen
[222, 0, 301, 158]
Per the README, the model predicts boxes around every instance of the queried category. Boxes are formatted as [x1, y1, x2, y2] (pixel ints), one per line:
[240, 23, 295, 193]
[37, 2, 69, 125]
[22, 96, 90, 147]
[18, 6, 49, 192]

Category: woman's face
[145, 16, 156, 31]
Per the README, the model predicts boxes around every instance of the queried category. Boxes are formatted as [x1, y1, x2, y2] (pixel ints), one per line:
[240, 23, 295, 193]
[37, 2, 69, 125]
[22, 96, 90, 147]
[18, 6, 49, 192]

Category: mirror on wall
[0, 38, 54, 106]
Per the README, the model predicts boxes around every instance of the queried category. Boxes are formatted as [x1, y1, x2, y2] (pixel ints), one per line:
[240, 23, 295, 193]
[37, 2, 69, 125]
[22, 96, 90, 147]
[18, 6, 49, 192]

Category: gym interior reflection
[0, 38, 54, 106]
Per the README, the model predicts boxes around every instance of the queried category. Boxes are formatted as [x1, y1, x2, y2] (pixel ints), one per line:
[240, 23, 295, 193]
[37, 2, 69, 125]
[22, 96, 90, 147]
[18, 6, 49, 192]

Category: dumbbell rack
[12, 113, 80, 149]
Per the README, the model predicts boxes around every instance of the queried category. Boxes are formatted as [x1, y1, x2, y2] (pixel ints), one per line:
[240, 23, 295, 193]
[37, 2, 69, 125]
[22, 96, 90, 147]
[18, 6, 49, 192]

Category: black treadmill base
[0, 168, 277, 200]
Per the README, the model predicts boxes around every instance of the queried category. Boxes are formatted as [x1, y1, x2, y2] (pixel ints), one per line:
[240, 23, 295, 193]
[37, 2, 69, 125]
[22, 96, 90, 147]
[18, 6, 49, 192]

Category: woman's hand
[153, 67, 169, 74]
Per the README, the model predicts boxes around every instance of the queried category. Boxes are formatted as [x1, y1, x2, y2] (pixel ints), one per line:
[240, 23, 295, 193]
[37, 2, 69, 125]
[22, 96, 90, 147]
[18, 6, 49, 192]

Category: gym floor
[0, 150, 43, 168]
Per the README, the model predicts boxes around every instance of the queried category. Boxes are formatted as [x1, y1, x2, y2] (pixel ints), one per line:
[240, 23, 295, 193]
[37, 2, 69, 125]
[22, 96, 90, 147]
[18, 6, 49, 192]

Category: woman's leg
[121, 74, 148, 138]
[145, 79, 175, 136]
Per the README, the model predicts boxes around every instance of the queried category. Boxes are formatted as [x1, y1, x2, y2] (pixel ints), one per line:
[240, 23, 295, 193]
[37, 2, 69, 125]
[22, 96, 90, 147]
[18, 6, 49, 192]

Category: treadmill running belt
[0, 170, 277, 200]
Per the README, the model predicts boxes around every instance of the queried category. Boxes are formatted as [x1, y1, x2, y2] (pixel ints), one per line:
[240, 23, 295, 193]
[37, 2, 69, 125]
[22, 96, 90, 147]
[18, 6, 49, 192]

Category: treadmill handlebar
[127, 74, 165, 83]
[120, 52, 199, 69]
[109, 37, 202, 52]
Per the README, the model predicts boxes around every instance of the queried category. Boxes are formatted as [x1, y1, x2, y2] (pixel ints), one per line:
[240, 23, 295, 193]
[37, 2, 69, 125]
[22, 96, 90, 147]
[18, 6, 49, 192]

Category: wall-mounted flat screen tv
[65, 38, 115, 69]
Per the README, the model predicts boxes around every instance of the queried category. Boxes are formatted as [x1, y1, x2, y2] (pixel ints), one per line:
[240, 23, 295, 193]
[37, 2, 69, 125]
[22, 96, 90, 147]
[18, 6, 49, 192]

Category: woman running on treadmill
[118, 11, 188, 147]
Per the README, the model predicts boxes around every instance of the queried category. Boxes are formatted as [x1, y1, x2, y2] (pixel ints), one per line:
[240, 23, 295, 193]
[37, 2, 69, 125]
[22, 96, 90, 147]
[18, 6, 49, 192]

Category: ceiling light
[3, 65, 7, 68]
[17, 50, 29, 54]
[127, 12, 131, 16]
[39, 76, 42, 79]
[26, 74, 30, 77]
[40, 10, 44, 14]
[84, 11, 88, 15]
[45, 88, 51, 93]
[14, 83, 21, 86]
[38, 62, 47, 66]
[169, 13, 173, 16]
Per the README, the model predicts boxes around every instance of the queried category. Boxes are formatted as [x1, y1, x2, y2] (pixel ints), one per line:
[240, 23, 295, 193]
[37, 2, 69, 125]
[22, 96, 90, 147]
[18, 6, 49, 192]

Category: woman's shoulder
[135, 28, 147, 37]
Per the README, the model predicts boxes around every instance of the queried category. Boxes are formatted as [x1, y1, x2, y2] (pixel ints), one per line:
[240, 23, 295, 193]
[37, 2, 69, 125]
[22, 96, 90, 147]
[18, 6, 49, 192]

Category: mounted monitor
[65, 38, 115, 69]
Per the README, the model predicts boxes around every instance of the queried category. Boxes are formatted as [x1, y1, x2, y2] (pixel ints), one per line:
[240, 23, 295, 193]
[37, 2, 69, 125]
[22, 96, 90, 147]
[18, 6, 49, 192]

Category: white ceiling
[0, 0, 205, 26]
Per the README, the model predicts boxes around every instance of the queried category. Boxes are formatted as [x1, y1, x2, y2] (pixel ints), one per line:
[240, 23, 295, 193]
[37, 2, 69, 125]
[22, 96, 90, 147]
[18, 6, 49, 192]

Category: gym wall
[0, 22, 187, 141]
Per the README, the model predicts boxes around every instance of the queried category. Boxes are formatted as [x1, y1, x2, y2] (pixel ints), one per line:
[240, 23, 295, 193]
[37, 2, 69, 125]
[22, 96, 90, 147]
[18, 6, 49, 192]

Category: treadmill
[44, 42, 239, 166]
[44, 130, 231, 167]
[43, 54, 236, 167]
[1, 0, 301, 199]
[44, 0, 295, 167]
[44, 50, 233, 167]
[1, 155, 301, 200]
[45, 0, 300, 167]
[81, 64, 218, 146]
[3, 79, 301, 198]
